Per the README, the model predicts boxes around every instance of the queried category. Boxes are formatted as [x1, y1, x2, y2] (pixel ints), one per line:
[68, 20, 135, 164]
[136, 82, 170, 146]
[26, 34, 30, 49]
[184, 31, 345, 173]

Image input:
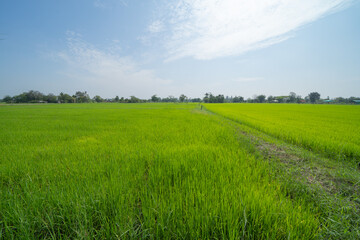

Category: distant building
[352, 100, 360, 104]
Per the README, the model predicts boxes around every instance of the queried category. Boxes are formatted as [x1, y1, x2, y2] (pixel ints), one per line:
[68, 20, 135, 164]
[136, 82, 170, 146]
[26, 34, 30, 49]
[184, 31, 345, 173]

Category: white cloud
[148, 20, 165, 33]
[156, 0, 351, 60]
[56, 32, 171, 97]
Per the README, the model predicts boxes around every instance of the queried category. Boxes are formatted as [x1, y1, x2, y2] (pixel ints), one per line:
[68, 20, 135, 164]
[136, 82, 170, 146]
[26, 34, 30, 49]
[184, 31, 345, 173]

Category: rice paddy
[1, 103, 359, 239]
[205, 103, 360, 163]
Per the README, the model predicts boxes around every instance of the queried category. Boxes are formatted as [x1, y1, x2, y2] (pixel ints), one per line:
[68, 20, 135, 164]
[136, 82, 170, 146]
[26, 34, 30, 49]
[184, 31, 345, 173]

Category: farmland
[205, 104, 360, 162]
[1, 103, 359, 239]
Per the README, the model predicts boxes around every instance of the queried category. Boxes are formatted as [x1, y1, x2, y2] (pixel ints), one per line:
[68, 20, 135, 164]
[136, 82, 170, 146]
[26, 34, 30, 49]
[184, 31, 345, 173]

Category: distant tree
[308, 92, 320, 103]
[203, 93, 225, 103]
[274, 96, 287, 103]
[334, 97, 346, 104]
[296, 95, 303, 103]
[179, 94, 187, 102]
[114, 96, 120, 102]
[13, 92, 29, 103]
[58, 92, 74, 103]
[27, 90, 44, 102]
[232, 96, 244, 103]
[349, 97, 358, 103]
[11, 90, 45, 103]
[252, 95, 258, 103]
[130, 96, 139, 103]
[225, 96, 230, 103]
[93, 95, 104, 103]
[257, 95, 266, 103]
[191, 98, 201, 102]
[161, 96, 177, 102]
[267, 95, 274, 103]
[289, 92, 297, 103]
[203, 93, 210, 103]
[209, 93, 217, 103]
[215, 94, 225, 103]
[129, 96, 141, 103]
[151, 94, 161, 102]
[12, 95, 21, 103]
[73, 91, 90, 103]
[2, 95, 13, 103]
[44, 93, 58, 103]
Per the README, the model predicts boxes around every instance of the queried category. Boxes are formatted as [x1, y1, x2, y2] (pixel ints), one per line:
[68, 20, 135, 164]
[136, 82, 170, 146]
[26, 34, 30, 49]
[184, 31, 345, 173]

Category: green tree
[44, 93, 58, 103]
[58, 92, 74, 103]
[93, 95, 104, 103]
[215, 94, 225, 103]
[2, 95, 13, 103]
[308, 92, 320, 103]
[74, 91, 90, 103]
[257, 95, 266, 103]
[296, 95, 303, 103]
[161, 96, 177, 102]
[267, 95, 274, 103]
[11, 90, 44, 103]
[289, 92, 297, 103]
[233, 96, 244, 103]
[203, 93, 210, 103]
[13, 93, 29, 103]
[191, 98, 201, 102]
[179, 94, 187, 102]
[151, 95, 160, 102]
[27, 90, 44, 102]
[129, 96, 141, 103]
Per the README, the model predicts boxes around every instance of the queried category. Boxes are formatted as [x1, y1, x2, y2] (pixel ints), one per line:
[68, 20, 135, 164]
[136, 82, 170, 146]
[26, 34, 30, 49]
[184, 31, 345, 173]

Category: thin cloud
[155, 0, 351, 60]
[55, 32, 171, 96]
[148, 20, 165, 33]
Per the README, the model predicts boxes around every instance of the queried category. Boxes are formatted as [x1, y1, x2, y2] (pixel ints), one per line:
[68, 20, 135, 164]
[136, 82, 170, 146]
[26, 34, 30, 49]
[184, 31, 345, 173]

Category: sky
[0, 0, 359, 99]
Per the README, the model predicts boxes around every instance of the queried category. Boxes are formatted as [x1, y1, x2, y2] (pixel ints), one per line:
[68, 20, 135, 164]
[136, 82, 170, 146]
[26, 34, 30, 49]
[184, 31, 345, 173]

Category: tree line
[1, 90, 359, 104]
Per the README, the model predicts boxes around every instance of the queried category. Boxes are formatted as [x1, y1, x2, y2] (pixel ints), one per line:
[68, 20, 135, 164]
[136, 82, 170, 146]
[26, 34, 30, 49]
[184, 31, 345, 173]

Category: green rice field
[205, 104, 360, 162]
[1, 103, 359, 239]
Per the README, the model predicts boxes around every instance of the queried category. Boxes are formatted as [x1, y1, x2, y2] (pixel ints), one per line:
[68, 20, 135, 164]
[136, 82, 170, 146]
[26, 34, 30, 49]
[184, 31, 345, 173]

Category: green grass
[206, 106, 360, 239]
[0, 103, 320, 239]
[204, 103, 360, 163]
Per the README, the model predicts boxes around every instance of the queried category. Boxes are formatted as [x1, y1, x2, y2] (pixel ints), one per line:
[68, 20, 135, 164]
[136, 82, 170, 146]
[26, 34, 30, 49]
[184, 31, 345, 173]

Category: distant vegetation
[1, 90, 359, 104]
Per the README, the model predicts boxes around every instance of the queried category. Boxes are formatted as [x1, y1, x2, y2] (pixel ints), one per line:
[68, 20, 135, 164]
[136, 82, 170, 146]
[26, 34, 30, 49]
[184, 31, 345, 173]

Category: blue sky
[1, 0, 359, 99]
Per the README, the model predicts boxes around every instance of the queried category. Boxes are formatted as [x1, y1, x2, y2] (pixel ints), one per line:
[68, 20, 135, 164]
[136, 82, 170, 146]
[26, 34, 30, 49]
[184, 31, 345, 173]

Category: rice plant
[205, 103, 360, 163]
[0, 103, 320, 239]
